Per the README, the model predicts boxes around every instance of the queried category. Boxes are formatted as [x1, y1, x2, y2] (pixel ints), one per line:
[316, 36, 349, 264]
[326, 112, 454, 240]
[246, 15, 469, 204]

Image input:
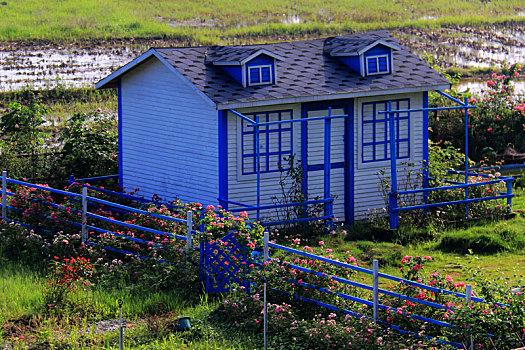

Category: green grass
[0, 259, 259, 349]
[0, 0, 524, 42]
[0, 260, 44, 319]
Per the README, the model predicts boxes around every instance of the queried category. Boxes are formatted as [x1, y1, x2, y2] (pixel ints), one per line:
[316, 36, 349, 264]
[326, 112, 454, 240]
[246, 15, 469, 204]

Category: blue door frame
[301, 100, 354, 224]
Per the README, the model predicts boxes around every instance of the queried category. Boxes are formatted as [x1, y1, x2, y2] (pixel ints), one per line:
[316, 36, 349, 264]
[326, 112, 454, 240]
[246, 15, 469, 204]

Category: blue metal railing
[389, 172, 514, 227]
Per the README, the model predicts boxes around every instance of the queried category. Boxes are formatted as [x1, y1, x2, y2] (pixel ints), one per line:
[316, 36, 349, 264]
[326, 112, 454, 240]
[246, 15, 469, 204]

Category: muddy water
[0, 26, 524, 93]
[400, 25, 525, 68]
[0, 42, 146, 91]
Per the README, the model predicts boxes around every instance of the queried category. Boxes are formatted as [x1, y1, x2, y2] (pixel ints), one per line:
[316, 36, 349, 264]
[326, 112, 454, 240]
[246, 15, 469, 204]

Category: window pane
[367, 57, 378, 73]
[363, 145, 374, 162]
[378, 56, 388, 72]
[398, 141, 409, 158]
[363, 123, 374, 141]
[261, 67, 271, 83]
[243, 156, 254, 174]
[249, 67, 260, 84]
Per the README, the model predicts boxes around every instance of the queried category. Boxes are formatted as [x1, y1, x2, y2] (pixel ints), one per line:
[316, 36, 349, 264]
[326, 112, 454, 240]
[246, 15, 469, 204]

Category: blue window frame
[241, 110, 293, 175]
[361, 99, 410, 163]
[248, 65, 272, 85]
[366, 55, 389, 75]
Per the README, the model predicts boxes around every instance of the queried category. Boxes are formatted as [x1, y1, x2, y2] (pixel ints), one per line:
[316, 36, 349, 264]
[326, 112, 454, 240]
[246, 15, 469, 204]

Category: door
[301, 101, 353, 223]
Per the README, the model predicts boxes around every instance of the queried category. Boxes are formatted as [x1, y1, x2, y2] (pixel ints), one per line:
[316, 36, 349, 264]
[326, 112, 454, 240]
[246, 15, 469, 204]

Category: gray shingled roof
[323, 35, 382, 56]
[204, 46, 260, 64]
[99, 31, 450, 109]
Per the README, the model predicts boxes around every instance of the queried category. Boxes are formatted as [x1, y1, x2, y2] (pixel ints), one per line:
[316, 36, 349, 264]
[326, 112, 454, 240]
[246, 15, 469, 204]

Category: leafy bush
[429, 63, 525, 162]
[0, 98, 118, 187]
[0, 93, 48, 181]
[0, 221, 82, 268]
[58, 109, 118, 180]
[39, 256, 95, 317]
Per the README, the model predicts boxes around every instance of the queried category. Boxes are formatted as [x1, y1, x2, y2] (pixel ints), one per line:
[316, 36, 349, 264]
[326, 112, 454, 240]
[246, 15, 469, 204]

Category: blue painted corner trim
[346, 99, 355, 224]
[218, 110, 228, 209]
[118, 79, 123, 188]
[422, 92, 429, 194]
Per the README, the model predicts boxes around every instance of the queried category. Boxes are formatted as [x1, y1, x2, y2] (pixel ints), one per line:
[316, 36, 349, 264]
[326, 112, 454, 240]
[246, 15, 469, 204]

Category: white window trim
[235, 108, 296, 182]
[247, 65, 273, 86]
[365, 54, 390, 76]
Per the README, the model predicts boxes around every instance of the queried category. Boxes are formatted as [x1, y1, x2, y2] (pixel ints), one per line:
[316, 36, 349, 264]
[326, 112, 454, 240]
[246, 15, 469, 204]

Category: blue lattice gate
[203, 232, 251, 293]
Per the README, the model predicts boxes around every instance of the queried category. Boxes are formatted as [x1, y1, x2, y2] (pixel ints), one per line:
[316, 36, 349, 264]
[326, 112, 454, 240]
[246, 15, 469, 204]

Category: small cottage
[96, 31, 450, 223]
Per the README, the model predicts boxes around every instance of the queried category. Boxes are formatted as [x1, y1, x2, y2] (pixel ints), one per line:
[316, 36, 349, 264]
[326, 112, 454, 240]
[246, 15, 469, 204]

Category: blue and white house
[96, 31, 450, 224]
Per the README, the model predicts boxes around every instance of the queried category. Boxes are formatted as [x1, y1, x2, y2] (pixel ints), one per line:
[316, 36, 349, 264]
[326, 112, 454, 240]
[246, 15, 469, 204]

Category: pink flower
[318, 241, 325, 246]
[487, 127, 492, 132]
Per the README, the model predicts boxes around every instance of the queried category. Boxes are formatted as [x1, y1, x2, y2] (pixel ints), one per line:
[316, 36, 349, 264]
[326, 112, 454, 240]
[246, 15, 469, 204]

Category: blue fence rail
[389, 171, 514, 228]
[0, 172, 504, 348]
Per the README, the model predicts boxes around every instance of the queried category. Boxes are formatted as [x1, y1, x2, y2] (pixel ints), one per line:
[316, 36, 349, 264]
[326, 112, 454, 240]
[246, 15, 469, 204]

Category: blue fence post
[466, 285, 473, 350]
[324, 108, 332, 233]
[255, 115, 261, 222]
[186, 211, 193, 251]
[81, 186, 88, 243]
[263, 229, 269, 350]
[373, 259, 379, 322]
[506, 179, 513, 213]
[464, 97, 470, 219]
[199, 211, 206, 292]
[388, 101, 399, 229]
[2, 171, 6, 220]
[69, 174, 75, 185]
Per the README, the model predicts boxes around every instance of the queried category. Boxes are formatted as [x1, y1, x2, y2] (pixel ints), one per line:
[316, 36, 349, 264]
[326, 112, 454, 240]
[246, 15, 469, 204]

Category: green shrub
[58, 110, 118, 180]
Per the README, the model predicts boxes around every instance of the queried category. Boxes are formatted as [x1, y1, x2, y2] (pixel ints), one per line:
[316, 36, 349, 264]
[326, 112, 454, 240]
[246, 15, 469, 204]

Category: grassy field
[0, 0, 524, 43]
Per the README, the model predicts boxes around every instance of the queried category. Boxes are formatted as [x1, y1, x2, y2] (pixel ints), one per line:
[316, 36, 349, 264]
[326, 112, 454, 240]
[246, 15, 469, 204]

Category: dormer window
[366, 55, 389, 75]
[248, 65, 273, 85]
[324, 37, 399, 77]
[206, 47, 284, 87]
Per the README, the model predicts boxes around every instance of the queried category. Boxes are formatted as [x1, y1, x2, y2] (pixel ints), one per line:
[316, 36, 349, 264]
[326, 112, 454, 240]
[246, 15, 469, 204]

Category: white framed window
[248, 65, 273, 86]
[366, 55, 390, 75]
[358, 98, 411, 169]
[239, 110, 293, 176]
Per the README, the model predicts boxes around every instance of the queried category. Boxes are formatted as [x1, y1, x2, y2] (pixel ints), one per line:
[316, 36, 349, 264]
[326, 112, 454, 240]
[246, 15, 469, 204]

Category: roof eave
[356, 40, 401, 55]
[239, 49, 286, 65]
[212, 61, 242, 66]
[217, 83, 451, 110]
[330, 51, 359, 57]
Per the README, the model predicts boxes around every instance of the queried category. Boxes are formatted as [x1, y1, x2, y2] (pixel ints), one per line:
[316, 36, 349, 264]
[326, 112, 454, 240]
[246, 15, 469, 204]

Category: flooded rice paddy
[0, 25, 524, 94]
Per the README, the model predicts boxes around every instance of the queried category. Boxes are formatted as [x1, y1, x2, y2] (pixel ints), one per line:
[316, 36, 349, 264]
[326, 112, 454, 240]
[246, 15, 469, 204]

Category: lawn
[0, 0, 524, 42]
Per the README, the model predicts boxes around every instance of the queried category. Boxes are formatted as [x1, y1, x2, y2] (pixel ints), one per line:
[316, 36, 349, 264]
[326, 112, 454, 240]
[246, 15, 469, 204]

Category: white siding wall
[227, 104, 301, 220]
[353, 93, 424, 220]
[120, 58, 219, 204]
